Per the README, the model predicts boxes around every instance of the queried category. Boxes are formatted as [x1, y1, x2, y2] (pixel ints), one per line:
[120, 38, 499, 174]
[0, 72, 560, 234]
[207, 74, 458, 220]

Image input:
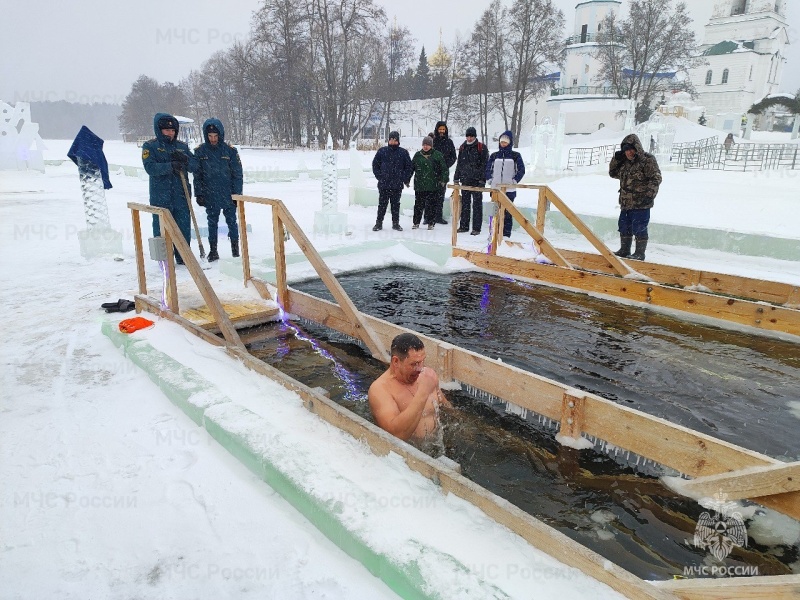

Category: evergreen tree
[413, 47, 431, 100]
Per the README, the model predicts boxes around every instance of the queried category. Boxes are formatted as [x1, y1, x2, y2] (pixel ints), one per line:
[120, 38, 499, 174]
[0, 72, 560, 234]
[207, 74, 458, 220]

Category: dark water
[244, 267, 800, 580]
[296, 267, 800, 459]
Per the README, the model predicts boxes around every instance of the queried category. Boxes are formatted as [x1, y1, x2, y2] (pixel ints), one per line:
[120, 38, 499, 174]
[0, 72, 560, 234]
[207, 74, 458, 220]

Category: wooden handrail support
[517, 183, 633, 277]
[679, 461, 800, 502]
[127, 202, 245, 351]
[451, 184, 573, 268]
[233, 194, 389, 363]
[285, 287, 800, 521]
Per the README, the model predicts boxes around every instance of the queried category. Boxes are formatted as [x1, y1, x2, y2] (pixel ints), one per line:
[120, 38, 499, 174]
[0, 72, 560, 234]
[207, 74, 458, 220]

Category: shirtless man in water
[368, 333, 451, 442]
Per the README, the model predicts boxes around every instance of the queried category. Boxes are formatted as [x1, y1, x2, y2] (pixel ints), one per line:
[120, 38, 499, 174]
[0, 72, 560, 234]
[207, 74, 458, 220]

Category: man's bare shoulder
[368, 370, 393, 399]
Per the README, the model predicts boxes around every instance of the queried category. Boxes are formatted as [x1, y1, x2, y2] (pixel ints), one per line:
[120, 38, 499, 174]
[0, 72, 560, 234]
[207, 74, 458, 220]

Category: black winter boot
[614, 235, 633, 258]
[230, 238, 240, 258]
[207, 241, 219, 262]
[630, 237, 648, 261]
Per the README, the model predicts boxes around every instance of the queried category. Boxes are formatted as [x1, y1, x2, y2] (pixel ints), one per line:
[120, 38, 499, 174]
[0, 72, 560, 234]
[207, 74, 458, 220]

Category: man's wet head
[390, 333, 426, 384]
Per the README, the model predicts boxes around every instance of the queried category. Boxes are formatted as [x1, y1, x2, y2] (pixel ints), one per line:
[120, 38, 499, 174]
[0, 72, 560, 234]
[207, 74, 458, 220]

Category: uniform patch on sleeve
[142, 148, 150, 160]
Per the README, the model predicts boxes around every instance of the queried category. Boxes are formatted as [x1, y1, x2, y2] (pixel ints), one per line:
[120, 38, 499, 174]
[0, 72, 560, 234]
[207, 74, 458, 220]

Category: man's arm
[372, 149, 382, 180]
[142, 142, 172, 177]
[368, 369, 438, 441]
[231, 146, 244, 195]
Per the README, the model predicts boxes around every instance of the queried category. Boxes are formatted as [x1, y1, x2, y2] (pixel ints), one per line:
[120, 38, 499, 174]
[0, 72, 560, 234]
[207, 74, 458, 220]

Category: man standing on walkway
[193, 118, 243, 261]
[141, 113, 198, 264]
[453, 126, 489, 235]
[431, 121, 456, 225]
[609, 133, 662, 261]
[371, 131, 413, 231]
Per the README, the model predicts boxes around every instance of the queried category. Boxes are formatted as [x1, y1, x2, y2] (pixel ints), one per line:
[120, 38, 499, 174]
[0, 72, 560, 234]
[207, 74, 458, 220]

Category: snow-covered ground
[2, 137, 799, 598]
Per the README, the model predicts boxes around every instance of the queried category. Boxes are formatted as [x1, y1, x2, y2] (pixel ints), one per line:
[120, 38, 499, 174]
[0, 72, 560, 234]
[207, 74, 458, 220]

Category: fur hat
[465, 127, 477, 137]
[388, 131, 400, 142]
[422, 136, 433, 147]
[206, 124, 219, 134]
[157, 116, 177, 130]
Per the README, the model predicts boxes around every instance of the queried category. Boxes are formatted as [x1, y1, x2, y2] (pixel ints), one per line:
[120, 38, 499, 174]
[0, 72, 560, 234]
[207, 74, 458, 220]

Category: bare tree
[500, 0, 566, 140]
[380, 22, 415, 140]
[251, 0, 309, 145]
[595, 0, 701, 122]
[119, 75, 188, 137]
[467, 3, 504, 141]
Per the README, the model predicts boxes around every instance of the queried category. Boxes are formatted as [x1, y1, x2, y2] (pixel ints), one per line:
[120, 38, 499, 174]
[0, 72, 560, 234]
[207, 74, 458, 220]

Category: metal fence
[567, 137, 799, 171]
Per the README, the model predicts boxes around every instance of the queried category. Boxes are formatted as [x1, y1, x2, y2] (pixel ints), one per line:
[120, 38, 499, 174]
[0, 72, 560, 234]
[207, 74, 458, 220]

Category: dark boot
[614, 235, 633, 258]
[207, 240, 219, 262]
[630, 237, 648, 261]
[230, 238, 239, 258]
[372, 222, 382, 231]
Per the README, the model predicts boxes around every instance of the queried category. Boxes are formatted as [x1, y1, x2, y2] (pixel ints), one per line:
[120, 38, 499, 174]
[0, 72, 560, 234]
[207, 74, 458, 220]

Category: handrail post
[163, 229, 179, 314]
[489, 189, 501, 255]
[236, 197, 251, 287]
[131, 208, 147, 295]
[536, 187, 547, 236]
[272, 206, 288, 310]
[451, 186, 461, 247]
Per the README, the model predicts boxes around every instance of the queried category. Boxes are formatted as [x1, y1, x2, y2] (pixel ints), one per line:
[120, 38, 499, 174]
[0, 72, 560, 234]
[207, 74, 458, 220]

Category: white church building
[689, 0, 790, 119]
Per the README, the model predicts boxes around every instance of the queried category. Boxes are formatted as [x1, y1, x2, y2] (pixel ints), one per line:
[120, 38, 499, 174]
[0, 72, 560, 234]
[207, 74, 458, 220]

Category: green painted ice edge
[100, 319, 455, 600]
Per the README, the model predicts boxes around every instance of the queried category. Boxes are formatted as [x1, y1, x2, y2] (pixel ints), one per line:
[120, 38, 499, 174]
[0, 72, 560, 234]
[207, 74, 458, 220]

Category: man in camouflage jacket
[608, 133, 662, 261]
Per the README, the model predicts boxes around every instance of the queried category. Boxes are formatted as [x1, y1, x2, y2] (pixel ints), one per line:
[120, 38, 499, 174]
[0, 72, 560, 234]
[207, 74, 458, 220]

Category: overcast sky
[1, 0, 797, 105]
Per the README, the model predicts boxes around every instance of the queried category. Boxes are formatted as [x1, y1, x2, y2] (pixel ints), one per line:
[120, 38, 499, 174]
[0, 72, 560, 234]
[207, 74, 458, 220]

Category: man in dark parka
[193, 118, 244, 261]
[141, 112, 198, 263]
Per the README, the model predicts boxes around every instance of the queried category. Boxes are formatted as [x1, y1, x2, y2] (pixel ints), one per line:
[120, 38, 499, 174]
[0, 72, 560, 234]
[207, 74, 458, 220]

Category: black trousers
[414, 191, 439, 225]
[376, 188, 403, 225]
[459, 190, 483, 232]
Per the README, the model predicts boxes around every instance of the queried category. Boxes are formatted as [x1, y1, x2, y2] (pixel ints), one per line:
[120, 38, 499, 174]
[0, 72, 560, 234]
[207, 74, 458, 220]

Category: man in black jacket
[371, 131, 413, 231]
[453, 127, 489, 235]
[431, 121, 456, 225]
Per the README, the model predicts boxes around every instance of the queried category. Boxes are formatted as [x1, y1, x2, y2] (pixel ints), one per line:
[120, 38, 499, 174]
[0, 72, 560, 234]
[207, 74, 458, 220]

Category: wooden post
[536, 187, 547, 235]
[275, 203, 390, 362]
[489, 190, 501, 255]
[272, 208, 288, 310]
[163, 229, 179, 314]
[560, 390, 586, 439]
[543, 187, 631, 277]
[451, 186, 461, 247]
[236, 197, 251, 287]
[437, 342, 455, 384]
[131, 208, 147, 295]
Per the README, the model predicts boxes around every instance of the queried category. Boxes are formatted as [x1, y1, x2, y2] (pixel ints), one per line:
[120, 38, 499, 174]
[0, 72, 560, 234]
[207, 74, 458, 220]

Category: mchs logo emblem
[693, 492, 747, 561]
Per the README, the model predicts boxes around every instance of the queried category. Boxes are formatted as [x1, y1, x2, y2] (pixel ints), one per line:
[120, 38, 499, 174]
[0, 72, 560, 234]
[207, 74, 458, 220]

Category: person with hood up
[193, 119, 244, 262]
[141, 113, 198, 264]
[608, 133, 662, 261]
[453, 126, 489, 235]
[371, 130, 413, 231]
[411, 136, 449, 230]
[485, 130, 525, 238]
[431, 121, 457, 225]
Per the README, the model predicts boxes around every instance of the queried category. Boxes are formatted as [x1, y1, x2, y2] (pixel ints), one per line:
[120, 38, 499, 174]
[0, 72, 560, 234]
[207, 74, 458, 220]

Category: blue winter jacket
[141, 112, 197, 208]
[68, 126, 112, 189]
[193, 118, 243, 207]
[485, 130, 526, 184]
[372, 144, 413, 190]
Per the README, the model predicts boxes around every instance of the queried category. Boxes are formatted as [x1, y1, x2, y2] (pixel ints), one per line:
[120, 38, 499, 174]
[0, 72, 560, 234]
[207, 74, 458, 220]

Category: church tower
[691, 0, 789, 118]
[559, 0, 621, 93]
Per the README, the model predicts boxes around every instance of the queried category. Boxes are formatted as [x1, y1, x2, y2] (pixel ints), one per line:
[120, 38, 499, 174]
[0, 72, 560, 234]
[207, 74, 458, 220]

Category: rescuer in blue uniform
[193, 118, 244, 261]
[141, 113, 198, 264]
